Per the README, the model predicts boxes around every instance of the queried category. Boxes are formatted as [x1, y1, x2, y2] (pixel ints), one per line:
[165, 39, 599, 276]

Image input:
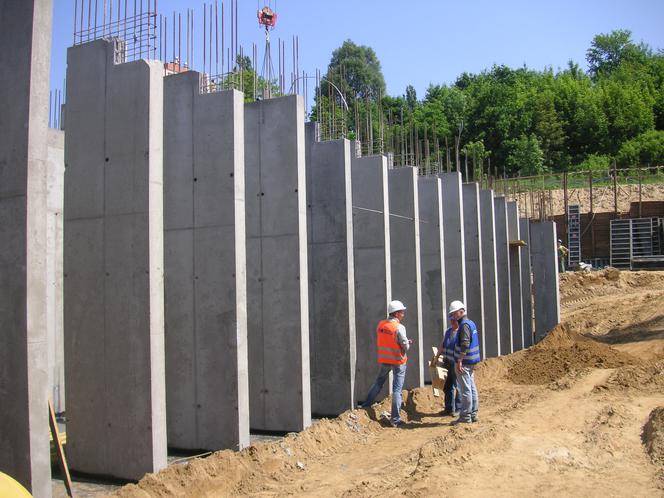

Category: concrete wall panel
[352, 155, 391, 403]
[519, 218, 534, 348]
[64, 40, 166, 480]
[507, 202, 524, 352]
[479, 190, 500, 358]
[388, 167, 423, 389]
[462, 183, 485, 357]
[163, 71, 249, 450]
[530, 221, 561, 342]
[439, 172, 466, 310]
[417, 177, 445, 377]
[305, 123, 356, 416]
[245, 96, 310, 432]
[0, 1, 52, 494]
[493, 197, 513, 355]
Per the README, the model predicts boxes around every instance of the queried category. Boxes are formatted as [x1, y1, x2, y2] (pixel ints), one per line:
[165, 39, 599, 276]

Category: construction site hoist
[257, 6, 278, 30]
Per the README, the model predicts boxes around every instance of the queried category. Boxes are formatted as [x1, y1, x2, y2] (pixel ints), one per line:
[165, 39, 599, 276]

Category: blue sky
[50, 0, 664, 106]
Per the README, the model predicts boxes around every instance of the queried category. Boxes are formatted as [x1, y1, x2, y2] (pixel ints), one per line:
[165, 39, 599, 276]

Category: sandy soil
[97, 269, 664, 498]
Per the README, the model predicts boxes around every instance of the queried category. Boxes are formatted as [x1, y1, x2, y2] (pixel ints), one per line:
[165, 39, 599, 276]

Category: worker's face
[449, 316, 458, 327]
[452, 309, 464, 321]
[394, 310, 405, 322]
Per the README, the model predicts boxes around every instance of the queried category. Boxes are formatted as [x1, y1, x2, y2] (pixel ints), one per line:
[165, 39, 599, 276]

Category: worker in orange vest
[360, 300, 412, 427]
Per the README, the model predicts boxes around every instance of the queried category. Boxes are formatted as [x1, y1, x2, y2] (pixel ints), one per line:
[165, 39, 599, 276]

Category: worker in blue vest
[432, 312, 461, 416]
[448, 300, 480, 424]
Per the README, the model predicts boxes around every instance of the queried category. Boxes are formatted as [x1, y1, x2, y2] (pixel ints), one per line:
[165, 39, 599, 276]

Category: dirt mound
[643, 407, 664, 466]
[593, 360, 664, 394]
[507, 324, 639, 385]
[560, 269, 664, 304]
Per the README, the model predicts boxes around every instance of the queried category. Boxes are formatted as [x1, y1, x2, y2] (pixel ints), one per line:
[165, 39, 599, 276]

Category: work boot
[450, 418, 472, 426]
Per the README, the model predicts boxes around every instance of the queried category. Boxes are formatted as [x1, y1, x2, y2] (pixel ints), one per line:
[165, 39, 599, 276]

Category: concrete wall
[64, 40, 167, 480]
[244, 95, 311, 432]
[417, 177, 445, 376]
[519, 218, 534, 349]
[163, 72, 249, 450]
[530, 221, 561, 342]
[493, 197, 513, 355]
[462, 183, 485, 357]
[0, 1, 52, 494]
[388, 167, 423, 389]
[507, 202, 524, 352]
[479, 189, 500, 358]
[47, 129, 65, 414]
[305, 123, 356, 416]
[439, 172, 466, 312]
[352, 154, 391, 403]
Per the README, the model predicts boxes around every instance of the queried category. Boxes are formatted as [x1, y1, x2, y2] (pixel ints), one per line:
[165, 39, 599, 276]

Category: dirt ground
[84, 269, 663, 497]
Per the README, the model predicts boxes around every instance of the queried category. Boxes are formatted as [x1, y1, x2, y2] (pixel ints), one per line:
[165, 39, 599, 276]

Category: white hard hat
[448, 300, 465, 314]
[388, 300, 407, 315]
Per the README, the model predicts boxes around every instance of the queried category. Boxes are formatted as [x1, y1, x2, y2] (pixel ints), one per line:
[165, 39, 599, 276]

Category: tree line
[311, 30, 664, 177]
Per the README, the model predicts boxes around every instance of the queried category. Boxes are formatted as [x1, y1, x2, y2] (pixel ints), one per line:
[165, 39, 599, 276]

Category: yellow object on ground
[429, 347, 448, 396]
[0, 472, 33, 498]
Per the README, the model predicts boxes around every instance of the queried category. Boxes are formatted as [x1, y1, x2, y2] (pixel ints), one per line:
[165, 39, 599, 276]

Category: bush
[616, 130, 664, 166]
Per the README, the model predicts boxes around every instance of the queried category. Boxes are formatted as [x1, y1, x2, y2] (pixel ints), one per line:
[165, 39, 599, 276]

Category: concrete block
[530, 221, 561, 342]
[388, 167, 423, 389]
[64, 40, 167, 480]
[519, 218, 534, 348]
[462, 183, 485, 358]
[352, 154, 391, 403]
[163, 71, 249, 450]
[47, 129, 65, 414]
[493, 197, 513, 355]
[417, 177, 445, 378]
[0, 1, 52, 495]
[305, 123, 356, 416]
[245, 95, 310, 432]
[479, 189, 500, 358]
[507, 202, 524, 352]
[439, 172, 466, 311]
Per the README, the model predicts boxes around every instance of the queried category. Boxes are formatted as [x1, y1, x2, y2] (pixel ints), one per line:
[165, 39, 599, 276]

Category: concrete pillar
[519, 218, 534, 348]
[479, 189, 500, 358]
[64, 40, 167, 480]
[163, 72, 249, 450]
[0, 1, 52, 494]
[417, 177, 445, 378]
[493, 197, 513, 355]
[388, 167, 423, 389]
[530, 221, 561, 342]
[352, 154, 391, 403]
[305, 123, 356, 416]
[47, 129, 65, 414]
[507, 201, 524, 352]
[439, 172, 466, 309]
[245, 95, 310, 432]
[462, 183, 485, 357]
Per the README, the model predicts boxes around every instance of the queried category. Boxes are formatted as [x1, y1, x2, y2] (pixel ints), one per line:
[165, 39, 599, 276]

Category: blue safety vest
[442, 327, 457, 363]
[454, 318, 481, 365]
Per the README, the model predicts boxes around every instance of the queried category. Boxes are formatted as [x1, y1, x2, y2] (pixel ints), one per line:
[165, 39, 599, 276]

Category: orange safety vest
[376, 319, 407, 365]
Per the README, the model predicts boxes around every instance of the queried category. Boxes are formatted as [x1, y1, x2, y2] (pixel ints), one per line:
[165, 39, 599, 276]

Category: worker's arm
[396, 325, 410, 355]
[455, 323, 472, 373]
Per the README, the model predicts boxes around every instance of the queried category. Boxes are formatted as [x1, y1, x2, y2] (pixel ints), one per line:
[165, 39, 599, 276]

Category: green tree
[616, 130, 664, 166]
[586, 29, 650, 78]
[505, 134, 545, 175]
[324, 40, 386, 101]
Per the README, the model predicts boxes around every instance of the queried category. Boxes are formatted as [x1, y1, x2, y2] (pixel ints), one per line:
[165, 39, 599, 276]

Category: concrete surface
[417, 176, 446, 378]
[462, 183, 485, 357]
[0, 1, 52, 495]
[493, 197, 513, 355]
[163, 71, 249, 450]
[530, 221, 561, 342]
[46, 129, 65, 414]
[519, 218, 534, 348]
[64, 39, 167, 480]
[507, 202, 524, 352]
[244, 95, 311, 432]
[351, 154, 391, 403]
[388, 167, 424, 389]
[439, 172, 466, 313]
[479, 189, 500, 358]
[305, 122, 357, 416]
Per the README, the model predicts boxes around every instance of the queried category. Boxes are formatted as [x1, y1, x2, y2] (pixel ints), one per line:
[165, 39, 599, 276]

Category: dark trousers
[444, 364, 461, 412]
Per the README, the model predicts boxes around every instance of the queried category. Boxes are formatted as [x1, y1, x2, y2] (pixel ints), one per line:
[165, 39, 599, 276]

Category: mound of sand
[643, 406, 664, 466]
[507, 324, 639, 385]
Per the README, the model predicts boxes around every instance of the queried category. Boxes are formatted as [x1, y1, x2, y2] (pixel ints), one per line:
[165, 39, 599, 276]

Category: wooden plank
[49, 400, 73, 497]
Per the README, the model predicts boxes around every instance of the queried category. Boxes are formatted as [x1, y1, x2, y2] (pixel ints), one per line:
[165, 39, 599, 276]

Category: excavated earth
[79, 269, 664, 497]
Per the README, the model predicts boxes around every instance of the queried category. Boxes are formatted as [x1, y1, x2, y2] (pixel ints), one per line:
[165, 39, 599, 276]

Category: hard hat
[448, 300, 465, 314]
[387, 300, 407, 315]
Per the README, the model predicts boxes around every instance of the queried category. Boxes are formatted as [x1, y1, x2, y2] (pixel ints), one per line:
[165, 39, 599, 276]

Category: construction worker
[432, 312, 462, 416]
[448, 300, 480, 424]
[361, 300, 411, 427]
[558, 239, 569, 273]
